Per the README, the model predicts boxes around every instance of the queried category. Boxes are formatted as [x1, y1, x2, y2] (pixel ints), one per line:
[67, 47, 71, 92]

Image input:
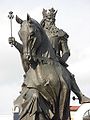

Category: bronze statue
[9, 14, 72, 120]
[8, 9, 90, 120]
[40, 8, 90, 104]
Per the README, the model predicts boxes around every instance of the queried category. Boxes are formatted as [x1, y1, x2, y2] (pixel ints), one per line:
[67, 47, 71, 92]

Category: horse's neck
[29, 21, 58, 62]
[36, 35, 58, 62]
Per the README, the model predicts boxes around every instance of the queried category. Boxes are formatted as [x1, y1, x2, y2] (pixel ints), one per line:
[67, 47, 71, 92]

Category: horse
[14, 14, 71, 120]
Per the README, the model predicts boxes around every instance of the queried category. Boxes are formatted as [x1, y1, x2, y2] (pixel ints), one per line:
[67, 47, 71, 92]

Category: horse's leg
[59, 78, 69, 120]
[62, 90, 71, 120]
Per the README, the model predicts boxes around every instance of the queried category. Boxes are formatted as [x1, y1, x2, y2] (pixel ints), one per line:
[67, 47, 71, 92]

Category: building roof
[70, 106, 80, 111]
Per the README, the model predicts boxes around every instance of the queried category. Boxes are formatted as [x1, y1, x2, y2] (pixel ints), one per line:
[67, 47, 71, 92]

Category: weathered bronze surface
[8, 8, 90, 120]
[40, 8, 90, 105]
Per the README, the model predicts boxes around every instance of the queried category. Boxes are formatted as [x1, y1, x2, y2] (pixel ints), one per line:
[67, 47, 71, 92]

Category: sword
[8, 11, 14, 47]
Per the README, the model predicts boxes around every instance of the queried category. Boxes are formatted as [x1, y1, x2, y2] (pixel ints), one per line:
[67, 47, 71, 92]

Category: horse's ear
[27, 13, 32, 22]
[16, 15, 23, 24]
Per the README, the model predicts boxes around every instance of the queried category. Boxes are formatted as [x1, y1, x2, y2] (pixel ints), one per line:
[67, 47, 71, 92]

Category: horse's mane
[31, 18, 49, 41]
[29, 18, 58, 62]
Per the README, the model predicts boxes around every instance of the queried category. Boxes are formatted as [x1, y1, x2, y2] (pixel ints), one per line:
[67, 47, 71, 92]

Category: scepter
[8, 11, 14, 47]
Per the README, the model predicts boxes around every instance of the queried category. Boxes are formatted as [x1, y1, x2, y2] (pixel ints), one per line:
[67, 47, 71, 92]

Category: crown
[42, 8, 57, 19]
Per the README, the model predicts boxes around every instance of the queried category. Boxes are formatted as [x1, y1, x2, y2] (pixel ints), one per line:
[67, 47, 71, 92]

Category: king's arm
[58, 29, 70, 62]
[8, 37, 23, 54]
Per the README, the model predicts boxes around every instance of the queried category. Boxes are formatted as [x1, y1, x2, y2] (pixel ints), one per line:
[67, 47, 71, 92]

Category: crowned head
[42, 8, 57, 20]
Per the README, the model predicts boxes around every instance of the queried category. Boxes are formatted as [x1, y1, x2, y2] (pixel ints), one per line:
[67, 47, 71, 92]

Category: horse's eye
[29, 32, 35, 40]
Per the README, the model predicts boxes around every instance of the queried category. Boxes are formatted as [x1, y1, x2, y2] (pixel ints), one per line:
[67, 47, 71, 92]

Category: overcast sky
[0, 0, 90, 117]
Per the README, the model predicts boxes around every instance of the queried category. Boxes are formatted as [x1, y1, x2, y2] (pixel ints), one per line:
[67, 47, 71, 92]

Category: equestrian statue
[8, 8, 90, 120]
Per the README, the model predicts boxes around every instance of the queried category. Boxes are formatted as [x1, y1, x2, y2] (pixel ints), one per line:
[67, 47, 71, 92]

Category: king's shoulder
[57, 29, 69, 38]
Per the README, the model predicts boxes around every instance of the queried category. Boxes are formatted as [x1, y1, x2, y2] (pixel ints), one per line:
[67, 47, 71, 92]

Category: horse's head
[16, 14, 42, 61]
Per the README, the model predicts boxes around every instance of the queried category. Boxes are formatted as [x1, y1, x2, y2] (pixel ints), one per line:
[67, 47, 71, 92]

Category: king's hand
[8, 37, 15, 47]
